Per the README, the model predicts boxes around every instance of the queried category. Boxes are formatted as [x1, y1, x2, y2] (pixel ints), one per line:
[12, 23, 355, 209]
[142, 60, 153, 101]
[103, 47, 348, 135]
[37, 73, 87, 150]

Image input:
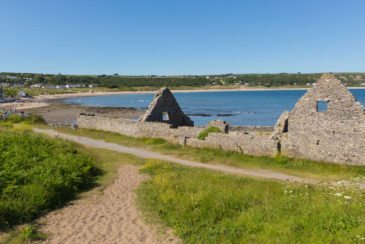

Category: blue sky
[1, 0, 364, 75]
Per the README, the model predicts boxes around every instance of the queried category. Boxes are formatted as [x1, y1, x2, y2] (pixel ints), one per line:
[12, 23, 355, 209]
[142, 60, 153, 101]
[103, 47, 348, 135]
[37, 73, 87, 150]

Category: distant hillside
[1, 72, 365, 88]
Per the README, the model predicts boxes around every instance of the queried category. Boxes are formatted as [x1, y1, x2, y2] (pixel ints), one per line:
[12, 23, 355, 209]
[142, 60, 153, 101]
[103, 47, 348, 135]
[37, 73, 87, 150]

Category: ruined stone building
[77, 74, 365, 166]
[280, 74, 365, 165]
[139, 87, 194, 127]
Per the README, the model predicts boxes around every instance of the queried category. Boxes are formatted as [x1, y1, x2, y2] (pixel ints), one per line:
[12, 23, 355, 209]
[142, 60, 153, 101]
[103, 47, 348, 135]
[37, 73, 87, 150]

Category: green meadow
[1, 120, 365, 243]
[138, 162, 365, 243]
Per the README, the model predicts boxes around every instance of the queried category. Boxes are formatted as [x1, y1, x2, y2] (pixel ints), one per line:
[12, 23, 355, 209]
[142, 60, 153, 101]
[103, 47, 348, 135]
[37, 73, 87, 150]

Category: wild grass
[0, 130, 96, 229]
[138, 162, 365, 243]
[54, 127, 365, 181]
[197, 126, 222, 140]
[0, 123, 146, 242]
[0, 224, 46, 244]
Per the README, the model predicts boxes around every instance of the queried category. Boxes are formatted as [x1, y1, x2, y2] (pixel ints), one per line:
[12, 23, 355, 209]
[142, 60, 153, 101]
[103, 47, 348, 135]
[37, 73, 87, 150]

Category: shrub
[0, 131, 95, 229]
[5, 114, 45, 125]
[23, 114, 46, 124]
[6, 114, 23, 123]
[198, 126, 222, 140]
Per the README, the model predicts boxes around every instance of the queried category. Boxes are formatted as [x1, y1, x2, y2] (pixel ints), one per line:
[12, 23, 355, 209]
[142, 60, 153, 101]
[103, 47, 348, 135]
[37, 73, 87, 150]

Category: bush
[6, 114, 23, 123]
[5, 114, 45, 125]
[198, 126, 222, 140]
[0, 131, 95, 229]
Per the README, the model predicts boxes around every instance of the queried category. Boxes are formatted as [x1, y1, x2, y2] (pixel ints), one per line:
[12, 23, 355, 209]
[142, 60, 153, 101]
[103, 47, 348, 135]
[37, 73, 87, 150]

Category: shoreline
[35, 86, 365, 101]
[36, 87, 309, 101]
[0, 101, 49, 110]
[2, 86, 364, 111]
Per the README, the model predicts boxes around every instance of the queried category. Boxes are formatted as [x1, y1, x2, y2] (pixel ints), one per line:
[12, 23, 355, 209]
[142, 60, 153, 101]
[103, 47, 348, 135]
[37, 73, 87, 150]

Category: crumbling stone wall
[78, 114, 277, 157]
[139, 87, 193, 127]
[77, 75, 365, 166]
[186, 131, 277, 157]
[281, 74, 365, 165]
[78, 114, 202, 143]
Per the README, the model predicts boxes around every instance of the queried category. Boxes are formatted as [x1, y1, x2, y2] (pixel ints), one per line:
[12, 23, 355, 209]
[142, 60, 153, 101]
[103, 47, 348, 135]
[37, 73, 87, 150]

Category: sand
[38, 165, 179, 244]
[27, 104, 143, 125]
[0, 101, 49, 110]
[35, 87, 313, 101]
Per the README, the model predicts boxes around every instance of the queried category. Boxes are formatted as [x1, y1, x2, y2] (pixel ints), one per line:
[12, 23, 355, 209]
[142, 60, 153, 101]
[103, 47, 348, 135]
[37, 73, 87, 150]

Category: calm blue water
[64, 89, 365, 126]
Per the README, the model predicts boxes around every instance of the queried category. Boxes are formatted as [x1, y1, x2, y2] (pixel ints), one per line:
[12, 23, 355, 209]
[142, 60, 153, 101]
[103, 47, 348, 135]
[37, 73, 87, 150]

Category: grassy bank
[0, 123, 145, 243]
[2, 121, 365, 243]
[138, 162, 365, 243]
[0, 130, 96, 229]
[54, 127, 365, 181]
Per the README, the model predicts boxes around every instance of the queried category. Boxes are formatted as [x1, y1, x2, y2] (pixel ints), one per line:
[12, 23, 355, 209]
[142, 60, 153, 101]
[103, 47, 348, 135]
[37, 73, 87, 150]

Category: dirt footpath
[38, 165, 178, 244]
[33, 128, 365, 190]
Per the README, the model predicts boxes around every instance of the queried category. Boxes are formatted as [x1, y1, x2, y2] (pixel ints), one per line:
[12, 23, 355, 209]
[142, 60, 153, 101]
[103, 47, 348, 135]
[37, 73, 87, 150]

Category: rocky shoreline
[27, 103, 143, 126]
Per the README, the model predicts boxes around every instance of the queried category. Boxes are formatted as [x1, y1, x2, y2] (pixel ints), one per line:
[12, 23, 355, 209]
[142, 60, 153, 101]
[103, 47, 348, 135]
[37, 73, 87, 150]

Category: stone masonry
[77, 75, 365, 166]
[280, 74, 365, 165]
[139, 87, 194, 127]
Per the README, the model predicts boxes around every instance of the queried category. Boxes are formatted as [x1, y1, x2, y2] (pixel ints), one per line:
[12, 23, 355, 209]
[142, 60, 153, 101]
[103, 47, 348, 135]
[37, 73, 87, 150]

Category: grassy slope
[2, 123, 365, 243]
[0, 122, 146, 243]
[1, 146, 146, 244]
[0, 130, 95, 229]
[138, 162, 365, 243]
[54, 127, 365, 181]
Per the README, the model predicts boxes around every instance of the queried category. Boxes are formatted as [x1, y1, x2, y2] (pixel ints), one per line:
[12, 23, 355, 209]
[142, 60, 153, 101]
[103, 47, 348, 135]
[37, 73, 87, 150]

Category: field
[1, 121, 365, 243]
[138, 162, 365, 243]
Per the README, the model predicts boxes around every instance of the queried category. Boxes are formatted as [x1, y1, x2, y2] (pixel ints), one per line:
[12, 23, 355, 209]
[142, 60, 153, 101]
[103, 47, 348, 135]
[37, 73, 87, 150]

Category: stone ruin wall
[185, 131, 277, 157]
[77, 115, 277, 157]
[139, 87, 194, 127]
[77, 115, 203, 143]
[280, 76, 365, 165]
[77, 75, 365, 166]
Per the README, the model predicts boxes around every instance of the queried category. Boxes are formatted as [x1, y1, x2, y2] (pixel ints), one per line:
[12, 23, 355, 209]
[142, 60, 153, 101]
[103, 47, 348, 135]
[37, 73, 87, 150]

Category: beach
[3, 86, 365, 126]
[35, 87, 311, 101]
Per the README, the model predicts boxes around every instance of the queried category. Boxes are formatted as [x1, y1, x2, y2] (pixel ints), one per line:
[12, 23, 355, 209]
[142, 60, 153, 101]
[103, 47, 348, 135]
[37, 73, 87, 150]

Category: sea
[64, 89, 365, 126]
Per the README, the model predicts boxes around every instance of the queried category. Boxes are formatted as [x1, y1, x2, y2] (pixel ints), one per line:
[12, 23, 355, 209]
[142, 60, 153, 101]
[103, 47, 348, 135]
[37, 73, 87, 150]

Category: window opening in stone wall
[316, 101, 328, 112]
[162, 112, 169, 121]
[283, 119, 289, 133]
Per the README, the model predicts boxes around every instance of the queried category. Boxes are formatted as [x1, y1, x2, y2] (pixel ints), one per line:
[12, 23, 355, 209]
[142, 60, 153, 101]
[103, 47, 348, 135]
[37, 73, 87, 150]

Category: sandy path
[33, 128, 365, 190]
[38, 165, 178, 244]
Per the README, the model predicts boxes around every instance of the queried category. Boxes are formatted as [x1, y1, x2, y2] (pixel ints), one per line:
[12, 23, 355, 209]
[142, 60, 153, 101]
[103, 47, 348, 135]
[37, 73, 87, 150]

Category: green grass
[0, 224, 46, 244]
[197, 126, 222, 140]
[2, 122, 365, 243]
[53, 127, 365, 181]
[138, 162, 365, 243]
[0, 130, 96, 229]
[0, 124, 146, 243]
